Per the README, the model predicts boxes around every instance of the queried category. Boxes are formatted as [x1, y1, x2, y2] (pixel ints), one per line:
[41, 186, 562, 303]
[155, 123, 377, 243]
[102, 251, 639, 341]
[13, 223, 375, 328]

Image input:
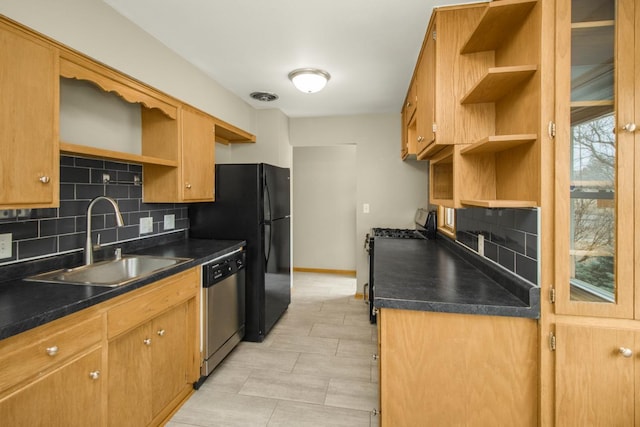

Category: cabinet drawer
[107, 268, 199, 339]
[0, 315, 102, 393]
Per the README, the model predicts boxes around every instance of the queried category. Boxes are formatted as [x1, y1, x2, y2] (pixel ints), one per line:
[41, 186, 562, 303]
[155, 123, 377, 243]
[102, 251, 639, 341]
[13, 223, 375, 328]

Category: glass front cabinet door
[555, 0, 637, 318]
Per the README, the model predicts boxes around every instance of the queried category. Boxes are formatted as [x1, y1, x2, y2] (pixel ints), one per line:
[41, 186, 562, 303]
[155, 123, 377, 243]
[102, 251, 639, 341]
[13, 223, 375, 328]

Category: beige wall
[290, 114, 429, 293]
[293, 146, 357, 271]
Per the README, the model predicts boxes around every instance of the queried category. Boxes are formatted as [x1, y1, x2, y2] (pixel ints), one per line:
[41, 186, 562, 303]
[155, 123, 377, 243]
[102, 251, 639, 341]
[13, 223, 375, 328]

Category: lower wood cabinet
[379, 308, 538, 426]
[0, 349, 103, 426]
[108, 302, 190, 427]
[555, 322, 636, 426]
[0, 266, 200, 427]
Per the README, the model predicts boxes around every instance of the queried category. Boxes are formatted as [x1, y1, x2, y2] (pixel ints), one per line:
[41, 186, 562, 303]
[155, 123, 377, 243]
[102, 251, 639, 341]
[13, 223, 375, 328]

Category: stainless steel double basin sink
[26, 255, 191, 287]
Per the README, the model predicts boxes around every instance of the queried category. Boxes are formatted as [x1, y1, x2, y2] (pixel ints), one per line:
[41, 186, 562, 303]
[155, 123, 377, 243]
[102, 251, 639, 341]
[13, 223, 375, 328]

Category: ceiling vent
[250, 92, 279, 102]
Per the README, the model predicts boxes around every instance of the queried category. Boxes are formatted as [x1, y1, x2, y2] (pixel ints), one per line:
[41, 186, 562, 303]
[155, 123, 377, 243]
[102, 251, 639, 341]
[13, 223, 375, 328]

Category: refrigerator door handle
[264, 179, 272, 222]
[264, 222, 272, 266]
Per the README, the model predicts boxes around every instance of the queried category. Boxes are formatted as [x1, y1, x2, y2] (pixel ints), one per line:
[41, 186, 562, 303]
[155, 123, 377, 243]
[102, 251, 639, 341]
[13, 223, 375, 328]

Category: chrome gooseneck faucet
[84, 196, 125, 265]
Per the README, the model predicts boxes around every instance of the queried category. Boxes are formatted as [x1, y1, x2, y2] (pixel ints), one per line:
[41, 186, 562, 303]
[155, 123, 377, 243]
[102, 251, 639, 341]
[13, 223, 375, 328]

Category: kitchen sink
[25, 255, 192, 287]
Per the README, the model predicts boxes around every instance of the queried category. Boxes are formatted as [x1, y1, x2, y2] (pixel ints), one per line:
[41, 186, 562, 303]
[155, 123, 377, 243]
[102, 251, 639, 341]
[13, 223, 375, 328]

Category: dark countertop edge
[0, 236, 245, 340]
[373, 234, 540, 320]
[375, 297, 539, 319]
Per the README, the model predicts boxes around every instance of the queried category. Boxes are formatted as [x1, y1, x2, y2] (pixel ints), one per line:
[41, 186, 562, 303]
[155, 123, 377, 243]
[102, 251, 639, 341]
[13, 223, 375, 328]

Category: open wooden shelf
[214, 119, 256, 144]
[60, 141, 178, 167]
[461, 65, 537, 104]
[460, 199, 538, 208]
[461, 0, 538, 54]
[461, 134, 537, 155]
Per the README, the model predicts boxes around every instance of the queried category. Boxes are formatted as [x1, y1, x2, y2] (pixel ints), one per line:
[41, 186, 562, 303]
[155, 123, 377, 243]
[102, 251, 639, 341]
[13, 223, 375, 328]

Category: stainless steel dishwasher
[197, 247, 246, 386]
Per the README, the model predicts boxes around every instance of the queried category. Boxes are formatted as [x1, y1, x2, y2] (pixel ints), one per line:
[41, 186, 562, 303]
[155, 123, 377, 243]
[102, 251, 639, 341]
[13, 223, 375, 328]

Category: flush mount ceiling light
[288, 68, 331, 93]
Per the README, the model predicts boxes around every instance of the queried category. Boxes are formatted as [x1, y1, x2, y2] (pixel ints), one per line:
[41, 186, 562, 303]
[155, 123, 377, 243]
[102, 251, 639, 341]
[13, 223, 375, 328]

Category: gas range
[371, 227, 427, 239]
[366, 209, 437, 324]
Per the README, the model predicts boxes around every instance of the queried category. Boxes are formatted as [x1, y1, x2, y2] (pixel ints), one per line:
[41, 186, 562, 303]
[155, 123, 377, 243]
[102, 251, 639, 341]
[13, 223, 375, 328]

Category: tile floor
[168, 272, 380, 427]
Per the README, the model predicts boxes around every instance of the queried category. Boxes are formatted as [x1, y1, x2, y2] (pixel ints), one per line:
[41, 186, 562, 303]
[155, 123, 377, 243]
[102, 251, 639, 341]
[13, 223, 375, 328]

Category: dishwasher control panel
[202, 249, 246, 288]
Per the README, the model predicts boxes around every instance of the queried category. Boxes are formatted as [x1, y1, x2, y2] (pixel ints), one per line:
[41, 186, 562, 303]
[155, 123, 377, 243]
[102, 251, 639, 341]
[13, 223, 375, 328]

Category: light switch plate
[163, 214, 175, 230]
[139, 217, 153, 234]
[0, 233, 12, 259]
[363, 203, 370, 214]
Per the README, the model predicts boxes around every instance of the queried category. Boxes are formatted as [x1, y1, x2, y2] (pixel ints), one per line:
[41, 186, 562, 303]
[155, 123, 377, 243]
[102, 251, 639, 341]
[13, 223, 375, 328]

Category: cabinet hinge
[549, 332, 556, 351]
[548, 121, 556, 139]
[549, 286, 556, 304]
[432, 123, 437, 133]
[432, 31, 437, 41]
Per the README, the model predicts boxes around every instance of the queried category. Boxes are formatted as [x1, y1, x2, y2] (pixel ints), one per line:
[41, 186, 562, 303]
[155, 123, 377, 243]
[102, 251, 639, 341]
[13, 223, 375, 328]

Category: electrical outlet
[363, 203, 370, 214]
[139, 217, 153, 234]
[0, 233, 12, 259]
[163, 214, 175, 230]
[478, 234, 485, 257]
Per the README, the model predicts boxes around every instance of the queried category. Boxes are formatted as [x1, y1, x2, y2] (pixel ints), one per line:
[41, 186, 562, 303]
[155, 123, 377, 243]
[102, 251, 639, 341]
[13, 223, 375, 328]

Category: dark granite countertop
[0, 237, 245, 341]
[373, 236, 539, 319]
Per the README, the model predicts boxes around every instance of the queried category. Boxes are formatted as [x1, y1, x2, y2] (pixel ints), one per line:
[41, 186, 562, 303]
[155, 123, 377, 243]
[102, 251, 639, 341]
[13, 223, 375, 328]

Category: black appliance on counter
[365, 209, 436, 324]
[189, 163, 291, 342]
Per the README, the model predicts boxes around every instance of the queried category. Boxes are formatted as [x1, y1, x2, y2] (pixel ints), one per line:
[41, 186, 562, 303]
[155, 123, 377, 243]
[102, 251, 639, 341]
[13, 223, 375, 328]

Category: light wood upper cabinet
[143, 106, 215, 202]
[554, 0, 635, 319]
[409, 0, 542, 209]
[0, 20, 59, 209]
[414, 4, 495, 161]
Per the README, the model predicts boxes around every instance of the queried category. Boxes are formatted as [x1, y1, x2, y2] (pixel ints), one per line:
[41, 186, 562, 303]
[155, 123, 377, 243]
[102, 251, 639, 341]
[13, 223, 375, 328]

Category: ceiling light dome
[288, 68, 331, 93]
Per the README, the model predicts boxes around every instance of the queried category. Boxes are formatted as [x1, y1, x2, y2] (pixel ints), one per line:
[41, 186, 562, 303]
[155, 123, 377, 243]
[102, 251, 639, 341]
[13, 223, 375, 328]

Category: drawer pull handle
[157, 329, 166, 337]
[619, 347, 633, 358]
[45, 346, 59, 356]
[89, 370, 100, 380]
[143, 338, 152, 346]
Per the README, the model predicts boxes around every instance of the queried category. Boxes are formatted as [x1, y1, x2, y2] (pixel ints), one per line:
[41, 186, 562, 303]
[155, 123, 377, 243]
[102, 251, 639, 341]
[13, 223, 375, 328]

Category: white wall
[293, 146, 357, 271]
[0, 0, 255, 133]
[290, 114, 429, 293]
[230, 109, 292, 168]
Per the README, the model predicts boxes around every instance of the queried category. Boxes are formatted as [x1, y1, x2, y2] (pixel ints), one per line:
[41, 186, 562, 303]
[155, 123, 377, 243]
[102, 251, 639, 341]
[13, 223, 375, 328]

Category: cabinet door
[181, 107, 215, 201]
[151, 302, 189, 417]
[108, 322, 152, 427]
[555, 0, 635, 318]
[555, 323, 635, 426]
[416, 30, 435, 155]
[0, 24, 58, 207]
[0, 349, 102, 426]
[380, 309, 537, 426]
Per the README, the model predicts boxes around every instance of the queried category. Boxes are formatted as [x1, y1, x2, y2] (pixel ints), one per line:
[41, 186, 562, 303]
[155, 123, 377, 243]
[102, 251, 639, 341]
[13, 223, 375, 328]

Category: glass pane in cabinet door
[568, 0, 616, 302]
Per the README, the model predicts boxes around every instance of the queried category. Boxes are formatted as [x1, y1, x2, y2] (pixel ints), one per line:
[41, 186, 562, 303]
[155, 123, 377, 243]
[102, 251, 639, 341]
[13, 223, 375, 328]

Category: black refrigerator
[189, 163, 291, 342]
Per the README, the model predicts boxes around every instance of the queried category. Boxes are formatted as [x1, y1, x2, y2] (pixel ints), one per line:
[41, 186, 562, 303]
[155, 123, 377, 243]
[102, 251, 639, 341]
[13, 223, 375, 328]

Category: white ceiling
[103, 0, 470, 118]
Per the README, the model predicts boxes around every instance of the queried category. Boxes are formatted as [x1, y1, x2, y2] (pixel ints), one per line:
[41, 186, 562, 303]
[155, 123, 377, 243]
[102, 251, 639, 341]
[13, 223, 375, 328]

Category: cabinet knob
[39, 175, 51, 184]
[157, 329, 166, 337]
[417, 136, 424, 142]
[619, 347, 633, 358]
[406, 101, 412, 108]
[89, 370, 100, 380]
[143, 338, 152, 346]
[185, 183, 192, 189]
[621, 123, 637, 133]
[45, 345, 59, 356]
